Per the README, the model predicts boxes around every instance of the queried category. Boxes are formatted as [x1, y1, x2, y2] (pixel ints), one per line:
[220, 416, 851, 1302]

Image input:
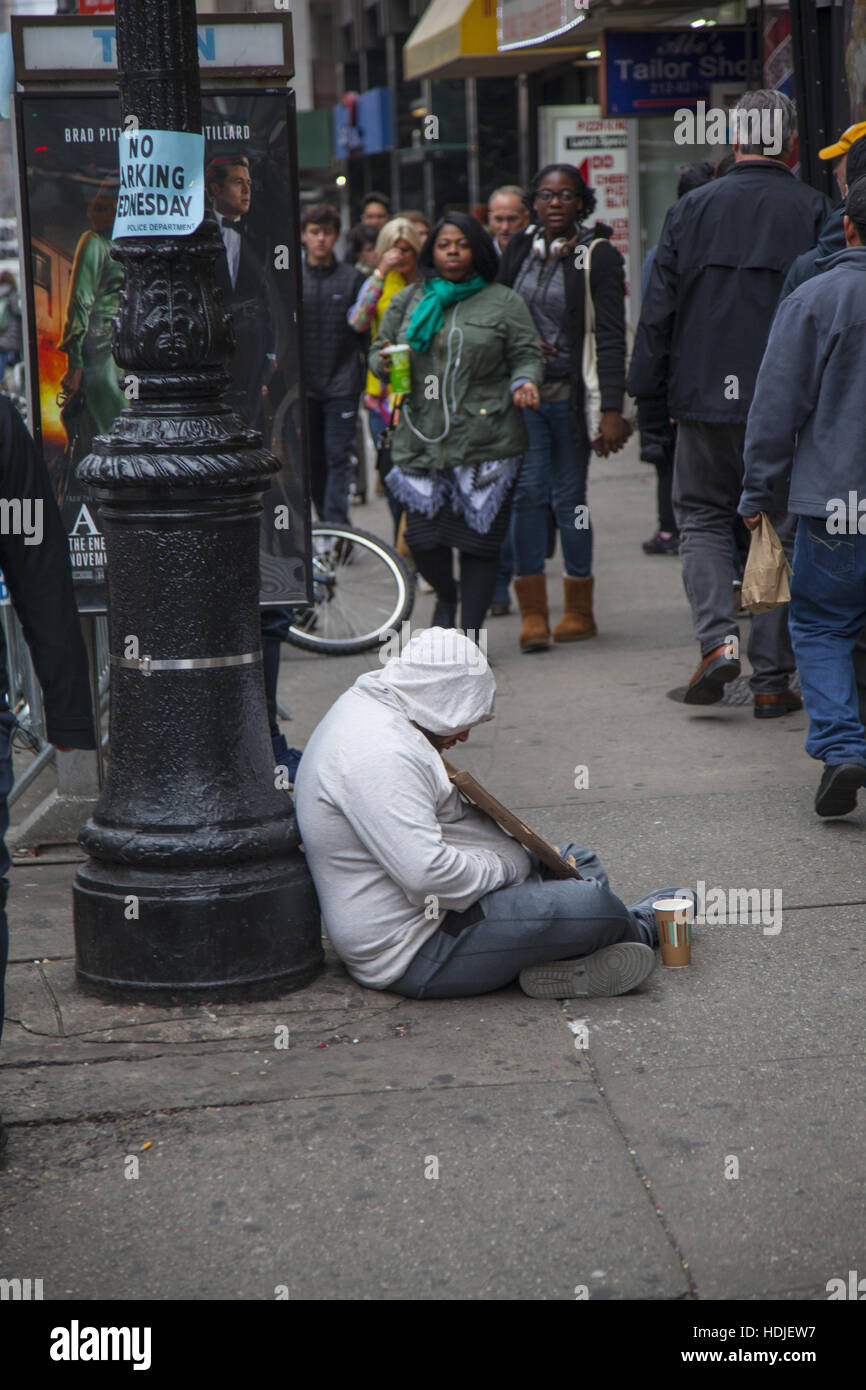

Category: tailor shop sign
[601, 28, 748, 117]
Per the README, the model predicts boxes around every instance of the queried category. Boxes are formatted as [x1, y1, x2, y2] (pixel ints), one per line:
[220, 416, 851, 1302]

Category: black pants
[412, 546, 499, 639]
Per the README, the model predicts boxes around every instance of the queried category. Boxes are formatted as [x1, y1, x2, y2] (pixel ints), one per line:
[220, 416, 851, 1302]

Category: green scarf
[406, 274, 487, 353]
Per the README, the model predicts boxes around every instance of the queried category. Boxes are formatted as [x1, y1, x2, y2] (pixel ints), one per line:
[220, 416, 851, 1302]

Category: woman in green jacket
[370, 212, 543, 638]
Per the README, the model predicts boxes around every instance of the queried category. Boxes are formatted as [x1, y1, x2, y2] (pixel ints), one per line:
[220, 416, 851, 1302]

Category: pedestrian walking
[349, 222, 380, 275]
[638, 162, 715, 558]
[487, 185, 532, 614]
[360, 192, 391, 232]
[739, 177, 866, 816]
[369, 213, 543, 640]
[259, 205, 365, 777]
[300, 203, 366, 526]
[776, 131, 866, 734]
[498, 163, 630, 652]
[0, 399, 96, 1152]
[487, 185, 530, 257]
[628, 90, 832, 716]
[347, 216, 424, 531]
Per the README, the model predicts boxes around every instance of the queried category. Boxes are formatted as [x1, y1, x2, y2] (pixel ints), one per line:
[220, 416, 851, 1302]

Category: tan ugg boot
[514, 574, 551, 652]
[553, 576, 597, 642]
[395, 511, 412, 560]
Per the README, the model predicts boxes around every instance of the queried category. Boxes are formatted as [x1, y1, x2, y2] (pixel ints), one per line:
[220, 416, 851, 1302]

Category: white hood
[352, 627, 495, 736]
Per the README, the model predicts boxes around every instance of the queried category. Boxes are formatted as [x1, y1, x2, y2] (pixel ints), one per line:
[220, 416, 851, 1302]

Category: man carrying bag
[739, 177, 866, 817]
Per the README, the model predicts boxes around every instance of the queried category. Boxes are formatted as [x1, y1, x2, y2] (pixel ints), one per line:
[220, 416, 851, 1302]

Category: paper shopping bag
[740, 513, 792, 614]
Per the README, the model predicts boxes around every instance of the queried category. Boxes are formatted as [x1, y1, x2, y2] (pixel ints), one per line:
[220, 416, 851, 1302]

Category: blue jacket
[739, 246, 866, 519]
[777, 205, 845, 304]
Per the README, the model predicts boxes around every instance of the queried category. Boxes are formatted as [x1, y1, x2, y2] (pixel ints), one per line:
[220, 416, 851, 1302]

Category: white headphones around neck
[529, 226, 571, 261]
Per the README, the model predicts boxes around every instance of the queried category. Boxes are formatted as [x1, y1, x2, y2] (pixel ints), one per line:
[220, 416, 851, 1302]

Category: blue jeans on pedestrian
[511, 399, 591, 578]
[788, 517, 866, 767]
[388, 841, 643, 999]
[0, 712, 17, 1042]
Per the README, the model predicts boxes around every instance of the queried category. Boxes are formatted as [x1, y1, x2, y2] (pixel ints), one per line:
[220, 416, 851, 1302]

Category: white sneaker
[518, 942, 656, 999]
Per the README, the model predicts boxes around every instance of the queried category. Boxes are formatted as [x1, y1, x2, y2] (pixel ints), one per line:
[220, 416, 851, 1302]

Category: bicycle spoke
[289, 527, 413, 651]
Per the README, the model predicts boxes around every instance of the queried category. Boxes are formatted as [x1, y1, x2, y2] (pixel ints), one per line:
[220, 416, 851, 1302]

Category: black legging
[412, 546, 499, 641]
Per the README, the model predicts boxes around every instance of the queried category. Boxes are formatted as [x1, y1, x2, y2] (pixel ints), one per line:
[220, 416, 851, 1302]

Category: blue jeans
[511, 399, 591, 578]
[388, 842, 642, 999]
[788, 517, 866, 767]
[0, 712, 17, 1042]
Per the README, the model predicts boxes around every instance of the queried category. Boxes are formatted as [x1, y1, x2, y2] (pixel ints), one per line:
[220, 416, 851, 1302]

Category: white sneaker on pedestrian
[518, 942, 656, 999]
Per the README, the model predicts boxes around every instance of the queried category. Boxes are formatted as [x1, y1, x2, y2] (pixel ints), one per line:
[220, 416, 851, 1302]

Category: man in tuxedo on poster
[206, 154, 272, 431]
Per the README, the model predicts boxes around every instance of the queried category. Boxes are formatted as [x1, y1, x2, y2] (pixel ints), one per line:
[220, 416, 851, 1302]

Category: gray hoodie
[293, 629, 531, 988]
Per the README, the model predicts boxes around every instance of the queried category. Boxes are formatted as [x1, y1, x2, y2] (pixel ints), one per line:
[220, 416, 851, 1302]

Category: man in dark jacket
[300, 203, 366, 526]
[628, 90, 832, 716]
[739, 177, 866, 817]
[0, 398, 96, 1151]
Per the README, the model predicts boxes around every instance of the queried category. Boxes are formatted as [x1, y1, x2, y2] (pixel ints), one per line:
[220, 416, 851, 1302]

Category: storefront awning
[497, 0, 725, 53]
[403, 0, 585, 80]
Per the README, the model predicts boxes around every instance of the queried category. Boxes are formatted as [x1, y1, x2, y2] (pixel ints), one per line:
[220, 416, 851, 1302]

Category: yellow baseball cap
[819, 122, 866, 160]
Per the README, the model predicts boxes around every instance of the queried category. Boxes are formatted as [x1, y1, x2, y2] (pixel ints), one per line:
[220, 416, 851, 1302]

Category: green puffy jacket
[369, 280, 544, 472]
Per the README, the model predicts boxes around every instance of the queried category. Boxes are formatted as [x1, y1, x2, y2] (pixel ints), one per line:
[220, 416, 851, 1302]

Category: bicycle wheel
[286, 524, 415, 655]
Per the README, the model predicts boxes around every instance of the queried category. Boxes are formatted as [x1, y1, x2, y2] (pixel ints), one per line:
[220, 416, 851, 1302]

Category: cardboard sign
[442, 759, 583, 881]
[114, 129, 204, 238]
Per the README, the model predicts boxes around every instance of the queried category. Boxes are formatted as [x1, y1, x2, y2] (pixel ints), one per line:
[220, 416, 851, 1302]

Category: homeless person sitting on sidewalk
[293, 628, 688, 1000]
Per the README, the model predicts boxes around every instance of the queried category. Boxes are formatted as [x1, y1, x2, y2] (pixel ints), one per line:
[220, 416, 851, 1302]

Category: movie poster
[15, 89, 311, 613]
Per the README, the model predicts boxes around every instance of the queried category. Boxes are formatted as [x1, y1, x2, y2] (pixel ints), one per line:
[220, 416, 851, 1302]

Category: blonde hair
[375, 217, 423, 259]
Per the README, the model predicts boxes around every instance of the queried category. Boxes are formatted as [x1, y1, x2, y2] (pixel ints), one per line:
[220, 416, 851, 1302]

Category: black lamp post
[72, 0, 322, 999]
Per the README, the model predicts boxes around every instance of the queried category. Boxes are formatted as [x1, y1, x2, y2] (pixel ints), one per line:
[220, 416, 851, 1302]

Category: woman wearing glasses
[498, 164, 630, 652]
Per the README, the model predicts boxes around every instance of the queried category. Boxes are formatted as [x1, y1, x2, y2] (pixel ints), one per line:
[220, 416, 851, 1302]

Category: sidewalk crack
[565, 1010, 698, 1299]
[35, 962, 65, 1038]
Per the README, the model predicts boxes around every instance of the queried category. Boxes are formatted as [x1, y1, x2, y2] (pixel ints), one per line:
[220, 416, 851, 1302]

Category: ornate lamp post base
[75, 857, 320, 1001]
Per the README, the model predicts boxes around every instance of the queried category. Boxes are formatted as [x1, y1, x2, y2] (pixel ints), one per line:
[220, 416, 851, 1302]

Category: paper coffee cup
[653, 897, 692, 967]
[385, 343, 411, 394]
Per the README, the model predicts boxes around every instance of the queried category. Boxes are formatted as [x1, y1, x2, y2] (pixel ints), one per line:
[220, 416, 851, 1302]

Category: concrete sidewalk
[2, 441, 864, 1301]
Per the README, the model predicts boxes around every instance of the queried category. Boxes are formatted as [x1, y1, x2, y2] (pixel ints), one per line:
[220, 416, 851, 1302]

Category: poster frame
[13, 84, 313, 616]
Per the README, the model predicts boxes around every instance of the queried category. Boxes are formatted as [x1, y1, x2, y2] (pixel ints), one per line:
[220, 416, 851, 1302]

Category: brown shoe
[514, 574, 551, 652]
[682, 644, 741, 705]
[754, 690, 803, 720]
[553, 576, 597, 642]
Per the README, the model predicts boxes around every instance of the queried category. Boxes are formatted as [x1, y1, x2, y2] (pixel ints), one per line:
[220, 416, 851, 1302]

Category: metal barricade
[2, 596, 109, 806]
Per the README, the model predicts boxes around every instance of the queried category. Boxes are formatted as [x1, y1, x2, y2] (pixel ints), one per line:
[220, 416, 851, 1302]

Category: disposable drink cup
[653, 897, 692, 967]
[386, 344, 411, 394]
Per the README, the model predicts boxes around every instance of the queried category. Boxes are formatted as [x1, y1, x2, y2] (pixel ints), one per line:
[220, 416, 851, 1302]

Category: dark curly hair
[417, 211, 499, 283]
[525, 163, 597, 219]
